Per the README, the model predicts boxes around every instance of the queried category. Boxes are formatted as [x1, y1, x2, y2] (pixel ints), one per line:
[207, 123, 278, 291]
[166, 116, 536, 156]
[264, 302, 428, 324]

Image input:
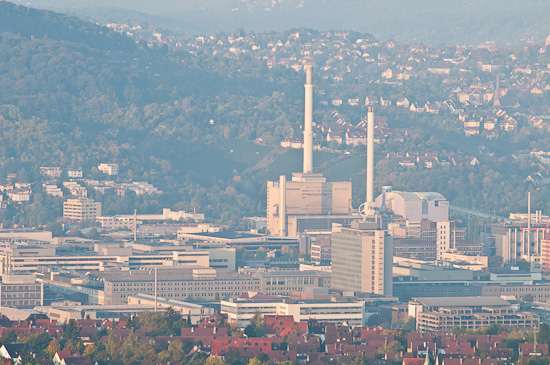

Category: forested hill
[0, 2, 308, 226]
[0, 2, 136, 51]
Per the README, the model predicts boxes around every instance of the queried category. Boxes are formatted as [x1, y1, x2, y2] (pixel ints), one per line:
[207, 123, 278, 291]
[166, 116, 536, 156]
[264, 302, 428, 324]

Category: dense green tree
[244, 312, 266, 338]
[224, 348, 244, 365]
[5, 330, 17, 344]
[45, 338, 61, 359]
[25, 332, 53, 353]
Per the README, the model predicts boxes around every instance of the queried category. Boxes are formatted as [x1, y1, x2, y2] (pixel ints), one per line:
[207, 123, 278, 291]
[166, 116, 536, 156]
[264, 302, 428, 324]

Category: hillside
[1, 2, 550, 230]
[0, 2, 311, 226]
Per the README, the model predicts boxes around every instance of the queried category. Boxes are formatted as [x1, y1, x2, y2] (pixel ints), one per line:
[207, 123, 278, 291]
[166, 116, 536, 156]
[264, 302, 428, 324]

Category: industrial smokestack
[366, 107, 375, 205]
[279, 175, 287, 236]
[303, 65, 313, 174]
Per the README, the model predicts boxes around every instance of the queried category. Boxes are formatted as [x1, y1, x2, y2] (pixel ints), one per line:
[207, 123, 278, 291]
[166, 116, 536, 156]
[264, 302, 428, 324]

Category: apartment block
[96, 215, 139, 229]
[67, 170, 83, 178]
[98, 163, 118, 176]
[63, 198, 101, 221]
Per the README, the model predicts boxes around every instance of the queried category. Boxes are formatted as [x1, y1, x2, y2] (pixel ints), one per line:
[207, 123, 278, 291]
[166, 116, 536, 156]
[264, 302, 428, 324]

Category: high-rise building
[331, 220, 393, 296]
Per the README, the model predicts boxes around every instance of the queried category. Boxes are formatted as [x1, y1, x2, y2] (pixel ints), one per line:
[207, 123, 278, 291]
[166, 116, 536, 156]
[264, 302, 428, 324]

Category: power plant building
[267, 174, 352, 236]
[375, 190, 449, 221]
[267, 65, 352, 236]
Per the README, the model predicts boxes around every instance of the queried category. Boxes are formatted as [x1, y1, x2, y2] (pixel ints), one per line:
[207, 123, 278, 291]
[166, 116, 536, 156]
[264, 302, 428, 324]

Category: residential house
[396, 97, 410, 108]
[380, 96, 392, 106]
[345, 130, 367, 146]
[365, 96, 378, 106]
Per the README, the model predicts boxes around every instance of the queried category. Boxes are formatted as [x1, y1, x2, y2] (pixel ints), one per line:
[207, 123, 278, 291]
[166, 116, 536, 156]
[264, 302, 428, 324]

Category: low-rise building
[40, 167, 62, 178]
[98, 163, 118, 176]
[96, 215, 139, 229]
[127, 293, 213, 323]
[0, 243, 211, 273]
[43, 184, 63, 197]
[8, 190, 31, 203]
[67, 170, 83, 178]
[409, 296, 539, 332]
[256, 270, 331, 296]
[92, 267, 260, 305]
[221, 294, 367, 327]
[0, 274, 43, 308]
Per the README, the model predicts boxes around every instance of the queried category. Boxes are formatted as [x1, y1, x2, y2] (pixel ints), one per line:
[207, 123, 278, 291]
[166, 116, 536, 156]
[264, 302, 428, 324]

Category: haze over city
[0, 1, 549, 364]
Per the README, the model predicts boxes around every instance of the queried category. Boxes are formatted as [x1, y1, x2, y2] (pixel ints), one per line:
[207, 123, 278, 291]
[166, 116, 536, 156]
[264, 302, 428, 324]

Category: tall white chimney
[366, 107, 375, 205]
[303, 65, 313, 174]
[279, 175, 287, 236]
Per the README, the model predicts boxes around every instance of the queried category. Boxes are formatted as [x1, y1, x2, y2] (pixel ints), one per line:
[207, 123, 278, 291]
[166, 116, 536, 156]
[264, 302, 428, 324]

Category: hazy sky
[10, 0, 550, 45]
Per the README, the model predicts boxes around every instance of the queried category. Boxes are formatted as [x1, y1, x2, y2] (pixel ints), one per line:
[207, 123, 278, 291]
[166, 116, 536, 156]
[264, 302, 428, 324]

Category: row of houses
[386, 152, 480, 169]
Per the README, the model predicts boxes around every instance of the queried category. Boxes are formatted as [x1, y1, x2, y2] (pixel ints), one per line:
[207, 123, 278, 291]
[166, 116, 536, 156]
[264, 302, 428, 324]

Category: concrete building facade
[63, 198, 101, 221]
[98, 163, 118, 176]
[221, 298, 367, 327]
[311, 241, 331, 265]
[375, 191, 449, 221]
[409, 296, 539, 332]
[256, 270, 331, 296]
[93, 268, 261, 305]
[331, 221, 393, 296]
[0, 274, 43, 308]
[0, 244, 211, 272]
[267, 173, 352, 236]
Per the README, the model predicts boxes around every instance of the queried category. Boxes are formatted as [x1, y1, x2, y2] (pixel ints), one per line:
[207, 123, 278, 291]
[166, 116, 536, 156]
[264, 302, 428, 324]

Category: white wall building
[67, 170, 83, 178]
[0, 244, 211, 273]
[98, 163, 119, 176]
[96, 215, 140, 229]
[221, 298, 367, 327]
[375, 190, 449, 221]
[63, 198, 101, 221]
[331, 221, 393, 296]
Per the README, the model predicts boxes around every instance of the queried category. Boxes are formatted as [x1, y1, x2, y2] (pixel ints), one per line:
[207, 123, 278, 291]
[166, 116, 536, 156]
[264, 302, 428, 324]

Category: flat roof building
[331, 221, 393, 297]
[0, 274, 43, 308]
[256, 270, 331, 296]
[127, 294, 213, 323]
[98, 163, 118, 176]
[179, 231, 299, 251]
[409, 296, 539, 333]
[221, 295, 367, 327]
[63, 198, 101, 221]
[90, 267, 261, 305]
[0, 243, 211, 273]
[375, 191, 449, 221]
[267, 174, 352, 236]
